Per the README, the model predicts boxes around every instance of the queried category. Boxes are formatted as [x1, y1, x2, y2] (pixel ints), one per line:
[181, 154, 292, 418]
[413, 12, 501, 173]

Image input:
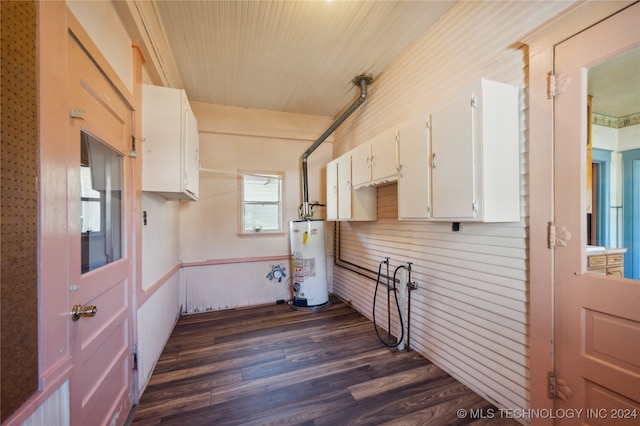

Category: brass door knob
[71, 304, 97, 321]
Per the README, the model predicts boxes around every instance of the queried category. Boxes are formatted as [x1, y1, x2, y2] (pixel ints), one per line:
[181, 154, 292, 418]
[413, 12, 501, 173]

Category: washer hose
[373, 261, 405, 348]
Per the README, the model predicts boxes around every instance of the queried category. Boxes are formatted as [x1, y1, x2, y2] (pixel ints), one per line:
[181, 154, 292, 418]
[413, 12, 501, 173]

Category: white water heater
[290, 220, 329, 307]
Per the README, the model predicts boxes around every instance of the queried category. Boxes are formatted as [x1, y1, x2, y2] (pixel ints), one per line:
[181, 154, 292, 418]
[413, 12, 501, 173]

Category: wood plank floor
[129, 297, 519, 425]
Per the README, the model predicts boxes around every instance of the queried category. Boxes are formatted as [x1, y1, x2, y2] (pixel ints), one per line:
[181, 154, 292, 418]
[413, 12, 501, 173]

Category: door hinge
[548, 371, 556, 399]
[548, 72, 571, 98]
[133, 352, 138, 371]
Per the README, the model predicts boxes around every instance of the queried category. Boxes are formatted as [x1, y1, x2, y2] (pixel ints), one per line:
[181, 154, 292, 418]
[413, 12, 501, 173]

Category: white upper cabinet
[327, 78, 519, 223]
[430, 78, 519, 222]
[326, 153, 376, 221]
[142, 84, 200, 201]
[397, 117, 432, 220]
[351, 129, 398, 189]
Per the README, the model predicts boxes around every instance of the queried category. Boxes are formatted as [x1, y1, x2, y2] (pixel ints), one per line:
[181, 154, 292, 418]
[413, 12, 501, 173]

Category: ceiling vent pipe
[300, 74, 372, 219]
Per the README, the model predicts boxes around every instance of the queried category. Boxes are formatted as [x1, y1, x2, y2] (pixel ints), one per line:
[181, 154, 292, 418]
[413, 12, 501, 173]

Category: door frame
[527, 1, 638, 424]
[621, 149, 640, 279]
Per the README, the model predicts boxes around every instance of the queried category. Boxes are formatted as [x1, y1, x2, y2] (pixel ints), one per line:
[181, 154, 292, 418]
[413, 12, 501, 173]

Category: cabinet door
[431, 92, 476, 219]
[350, 143, 371, 188]
[337, 154, 352, 219]
[184, 100, 199, 199]
[371, 129, 398, 183]
[326, 159, 338, 220]
[398, 117, 431, 220]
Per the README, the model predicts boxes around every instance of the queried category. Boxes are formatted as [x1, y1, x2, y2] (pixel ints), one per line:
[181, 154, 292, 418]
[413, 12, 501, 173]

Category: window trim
[237, 169, 285, 236]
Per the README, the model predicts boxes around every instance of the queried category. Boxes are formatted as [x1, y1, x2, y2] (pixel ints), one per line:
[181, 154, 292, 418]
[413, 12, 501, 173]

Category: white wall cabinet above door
[351, 129, 398, 189]
[397, 117, 432, 220]
[142, 84, 200, 201]
[326, 153, 376, 221]
[430, 78, 520, 222]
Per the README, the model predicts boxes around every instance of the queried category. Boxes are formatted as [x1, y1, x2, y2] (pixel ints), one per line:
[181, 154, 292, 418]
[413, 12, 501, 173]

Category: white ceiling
[134, 0, 638, 120]
[588, 46, 640, 118]
[152, 0, 456, 118]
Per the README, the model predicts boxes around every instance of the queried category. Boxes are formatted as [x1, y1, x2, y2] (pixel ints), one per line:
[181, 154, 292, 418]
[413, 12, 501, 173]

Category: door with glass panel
[553, 3, 640, 424]
[67, 30, 134, 425]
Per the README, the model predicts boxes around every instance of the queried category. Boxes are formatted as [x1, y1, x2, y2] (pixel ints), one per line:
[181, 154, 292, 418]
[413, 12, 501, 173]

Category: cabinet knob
[432, 153, 438, 169]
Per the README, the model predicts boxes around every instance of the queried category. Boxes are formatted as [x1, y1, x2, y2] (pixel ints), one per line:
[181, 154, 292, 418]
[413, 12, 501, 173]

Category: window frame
[237, 169, 285, 236]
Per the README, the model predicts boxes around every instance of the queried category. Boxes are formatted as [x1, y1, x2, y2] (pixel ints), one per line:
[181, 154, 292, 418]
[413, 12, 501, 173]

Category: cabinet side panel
[184, 101, 200, 199]
[142, 84, 183, 194]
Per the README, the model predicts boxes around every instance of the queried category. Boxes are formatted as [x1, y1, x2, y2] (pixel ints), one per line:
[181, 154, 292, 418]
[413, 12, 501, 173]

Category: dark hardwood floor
[130, 297, 519, 425]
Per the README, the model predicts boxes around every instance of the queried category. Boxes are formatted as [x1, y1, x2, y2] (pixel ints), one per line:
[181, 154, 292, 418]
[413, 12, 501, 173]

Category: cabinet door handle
[398, 164, 405, 178]
[365, 157, 371, 169]
[346, 181, 351, 191]
[371, 155, 376, 167]
[432, 153, 438, 169]
[333, 185, 337, 194]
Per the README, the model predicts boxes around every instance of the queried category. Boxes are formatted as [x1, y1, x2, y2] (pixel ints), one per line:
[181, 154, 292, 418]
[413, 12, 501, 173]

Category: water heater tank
[290, 220, 329, 307]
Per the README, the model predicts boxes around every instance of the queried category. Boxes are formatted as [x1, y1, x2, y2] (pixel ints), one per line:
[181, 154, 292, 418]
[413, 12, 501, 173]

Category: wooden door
[553, 4, 640, 424]
[67, 30, 134, 426]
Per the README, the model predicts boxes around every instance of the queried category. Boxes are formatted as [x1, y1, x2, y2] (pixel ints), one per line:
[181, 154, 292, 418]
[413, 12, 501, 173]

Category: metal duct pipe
[300, 75, 372, 219]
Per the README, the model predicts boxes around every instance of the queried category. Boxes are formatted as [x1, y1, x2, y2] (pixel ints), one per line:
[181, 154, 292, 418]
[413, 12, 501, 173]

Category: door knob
[71, 304, 97, 321]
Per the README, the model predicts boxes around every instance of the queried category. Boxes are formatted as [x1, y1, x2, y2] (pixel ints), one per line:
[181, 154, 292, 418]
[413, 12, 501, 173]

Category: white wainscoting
[137, 270, 181, 394]
[22, 381, 70, 426]
[182, 259, 294, 313]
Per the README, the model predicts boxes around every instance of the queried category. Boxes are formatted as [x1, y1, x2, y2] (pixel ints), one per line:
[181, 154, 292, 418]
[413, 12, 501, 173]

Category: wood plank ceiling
[151, 0, 456, 117]
[134, 0, 638, 119]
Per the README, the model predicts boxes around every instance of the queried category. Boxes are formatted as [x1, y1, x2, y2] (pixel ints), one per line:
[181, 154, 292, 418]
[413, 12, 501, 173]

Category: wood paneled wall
[328, 0, 566, 413]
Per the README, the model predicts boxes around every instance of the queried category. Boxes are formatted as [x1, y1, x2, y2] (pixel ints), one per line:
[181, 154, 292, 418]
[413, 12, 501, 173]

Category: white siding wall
[329, 0, 573, 413]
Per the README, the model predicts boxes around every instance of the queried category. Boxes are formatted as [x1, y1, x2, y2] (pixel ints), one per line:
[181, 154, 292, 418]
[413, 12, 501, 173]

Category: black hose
[373, 261, 405, 348]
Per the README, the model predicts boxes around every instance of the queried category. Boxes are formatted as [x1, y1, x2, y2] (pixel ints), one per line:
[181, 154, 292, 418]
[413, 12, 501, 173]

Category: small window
[80, 131, 123, 273]
[239, 171, 283, 234]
